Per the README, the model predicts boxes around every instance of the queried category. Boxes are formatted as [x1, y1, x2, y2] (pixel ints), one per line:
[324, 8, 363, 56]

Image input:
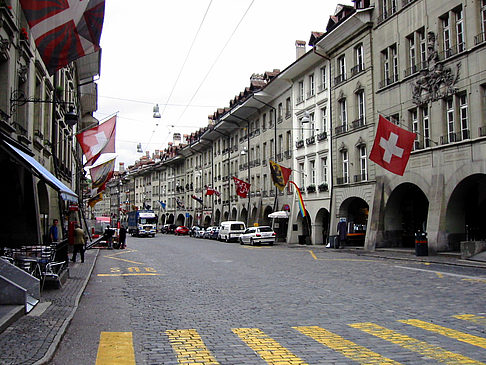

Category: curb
[33, 248, 100, 365]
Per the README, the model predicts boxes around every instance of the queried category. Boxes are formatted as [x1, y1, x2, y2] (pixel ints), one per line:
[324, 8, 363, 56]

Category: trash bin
[415, 231, 428, 256]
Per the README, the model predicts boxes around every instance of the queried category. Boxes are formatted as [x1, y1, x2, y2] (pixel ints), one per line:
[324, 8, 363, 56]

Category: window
[297, 81, 304, 103]
[310, 160, 316, 185]
[278, 135, 283, 155]
[446, 97, 455, 142]
[342, 150, 349, 184]
[320, 66, 327, 91]
[339, 99, 347, 129]
[455, 7, 465, 52]
[482, 0, 486, 35]
[285, 97, 291, 118]
[338, 55, 346, 82]
[286, 131, 291, 153]
[442, 14, 451, 53]
[422, 106, 431, 148]
[419, 29, 427, 65]
[359, 146, 367, 181]
[411, 109, 420, 150]
[320, 107, 327, 132]
[309, 112, 315, 137]
[381, 44, 398, 86]
[391, 44, 398, 82]
[262, 114, 266, 130]
[459, 94, 469, 139]
[357, 91, 365, 122]
[299, 162, 305, 187]
[278, 103, 283, 122]
[382, 48, 390, 83]
[355, 44, 364, 73]
[308, 74, 315, 97]
[321, 157, 328, 184]
[408, 34, 416, 70]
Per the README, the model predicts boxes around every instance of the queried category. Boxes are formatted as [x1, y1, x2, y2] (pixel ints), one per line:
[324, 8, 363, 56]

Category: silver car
[239, 226, 276, 246]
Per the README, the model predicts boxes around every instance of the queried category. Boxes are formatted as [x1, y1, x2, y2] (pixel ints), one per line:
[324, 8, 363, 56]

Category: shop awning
[4, 142, 78, 202]
[268, 211, 289, 219]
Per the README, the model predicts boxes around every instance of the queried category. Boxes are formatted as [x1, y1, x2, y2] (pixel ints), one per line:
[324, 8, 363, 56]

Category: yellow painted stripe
[166, 329, 219, 364]
[104, 256, 144, 264]
[294, 326, 401, 364]
[308, 250, 317, 260]
[454, 314, 486, 326]
[97, 273, 161, 277]
[401, 319, 486, 349]
[96, 332, 135, 365]
[232, 328, 307, 364]
[350, 322, 484, 364]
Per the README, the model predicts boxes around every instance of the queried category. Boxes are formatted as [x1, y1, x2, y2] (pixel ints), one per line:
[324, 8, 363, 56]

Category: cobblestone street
[50, 235, 486, 364]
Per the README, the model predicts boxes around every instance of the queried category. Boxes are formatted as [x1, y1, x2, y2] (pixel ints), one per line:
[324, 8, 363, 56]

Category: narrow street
[52, 235, 486, 364]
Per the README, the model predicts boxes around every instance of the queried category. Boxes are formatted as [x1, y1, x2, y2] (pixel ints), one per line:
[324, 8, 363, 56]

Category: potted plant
[307, 184, 316, 193]
[318, 183, 329, 192]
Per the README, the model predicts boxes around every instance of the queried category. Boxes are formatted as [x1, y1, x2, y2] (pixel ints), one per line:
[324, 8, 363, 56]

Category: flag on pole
[89, 157, 116, 193]
[19, 0, 105, 75]
[176, 197, 185, 209]
[232, 177, 251, 198]
[288, 181, 307, 217]
[88, 192, 103, 208]
[159, 201, 166, 210]
[269, 160, 292, 192]
[191, 195, 203, 204]
[369, 115, 416, 176]
[205, 186, 220, 197]
[76, 115, 116, 166]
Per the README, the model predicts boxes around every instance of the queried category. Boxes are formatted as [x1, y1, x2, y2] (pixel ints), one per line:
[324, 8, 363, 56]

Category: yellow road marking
[96, 332, 135, 365]
[308, 250, 317, 260]
[436, 272, 444, 278]
[105, 249, 137, 257]
[104, 256, 144, 265]
[294, 326, 401, 364]
[400, 319, 486, 349]
[232, 328, 307, 364]
[454, 314, 486, 326]
[350, 322, 484, 364]
[166, 329, 219, 364]
[97, 273, 160, 277]
[462, 278, 486, 284]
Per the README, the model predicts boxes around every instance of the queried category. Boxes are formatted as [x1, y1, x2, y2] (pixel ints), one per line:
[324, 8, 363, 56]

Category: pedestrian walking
[337, 218, 347, 248]
[49, 219, 59, 243]
[119, 225, 127, 249]
[71, 224, 86, 263]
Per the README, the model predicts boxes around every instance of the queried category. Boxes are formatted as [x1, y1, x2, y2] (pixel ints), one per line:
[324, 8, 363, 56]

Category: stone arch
[203, 215, 211, 227]
[167, 214, 174, 224]
[338, 197, 369, 246]
[160, 214, 166, 225]
[383, 183, 429, 248]
[231, 207, 237, 220]
[223, 211, 229, 221]
[186, 215, 193, 228]
[445, 174, 486, 251]
[262, 206, 273, 227]
[175, 214, 185, 226]
[296, 210, 312, 244]
[37, 181, 49, 243]
[315, 208, 330, 245]
[214, 209, 221, 225]
[250, 206, 258, 225]
[240, 208, 248, 226]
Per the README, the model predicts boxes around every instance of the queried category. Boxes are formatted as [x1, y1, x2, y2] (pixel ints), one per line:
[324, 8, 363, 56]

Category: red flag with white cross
[232, 177, 251, 198]
[76, 115, 116, 166]
[369, 115, 416, 176]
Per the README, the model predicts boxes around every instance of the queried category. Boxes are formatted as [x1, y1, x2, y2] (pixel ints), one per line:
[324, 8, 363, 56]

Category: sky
[93, 0, 343, 169]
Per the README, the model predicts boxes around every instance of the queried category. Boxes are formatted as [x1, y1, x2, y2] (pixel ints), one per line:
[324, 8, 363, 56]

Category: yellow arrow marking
[350, 322, 484, 364]
[96, 332, 135, 365]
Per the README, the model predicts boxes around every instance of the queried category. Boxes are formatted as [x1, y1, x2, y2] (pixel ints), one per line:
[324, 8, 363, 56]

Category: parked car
[195, 227, 206, 238]
[175, 226, 190, 235]
[189, 226, 202, 237]
[203, 226, 216, 239]
[218, 221, 246, 242]
[239, 226, 276, 246]
[161, 224, 177, 234]
[210, 226, 220, 240]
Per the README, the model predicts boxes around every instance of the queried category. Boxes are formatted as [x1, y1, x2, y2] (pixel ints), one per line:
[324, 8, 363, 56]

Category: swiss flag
[369, 115, 416, 176]
[232, 177, 251, 198]
[76, 115, 116, 166]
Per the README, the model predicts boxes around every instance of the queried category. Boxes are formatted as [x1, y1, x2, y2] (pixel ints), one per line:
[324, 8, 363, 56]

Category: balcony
[277, 116, 283, 124]
[475, 32, 486, 46]
[262, 159, 267, 166]
[377, 5, 397, 24]
[378, 74, 399, 89]
[351, 63, 365, 76]
[276, 153, 283, 162]
[479, 126, 486, 137]
[318, 183, 328, 192]
[317, 83, 327, 93]
[438, 43, 465, 60]
[440, 130, 471, 145]
[335, 124, 348, 136]
[262, 190, 268, 197]
[317, 131, 327, 141]
[296, 95, 304, 104]
[354, 173, 368, 183]
[285, 111, 291, 119]
[351, 117, 366, 129]
[295, 140, 304, 149]
[269, 190, 275, 197]
[306, 90, 315, 99]
[305, 135, 315, 146]
[306, 185, 316, 194]
[336, 176, 349, 185]
[284, 150, 292, 159]
[334, 73, 346, 86]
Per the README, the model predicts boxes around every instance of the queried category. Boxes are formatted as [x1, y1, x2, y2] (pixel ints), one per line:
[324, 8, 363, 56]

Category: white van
[218, 221, 246, 242]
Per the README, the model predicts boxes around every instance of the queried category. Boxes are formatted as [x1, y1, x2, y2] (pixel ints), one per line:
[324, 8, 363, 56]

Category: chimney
[119, 162, 125, 172]
[295, 40, 306, 59]
[145, 151, 150, 158]
[173, 132, 181, 146]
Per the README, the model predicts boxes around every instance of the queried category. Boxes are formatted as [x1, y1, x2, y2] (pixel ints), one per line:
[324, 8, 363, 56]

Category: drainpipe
[313, 46, 333, 245]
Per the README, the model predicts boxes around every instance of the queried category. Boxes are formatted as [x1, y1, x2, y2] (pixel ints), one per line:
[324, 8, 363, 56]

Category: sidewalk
[0, 248, 99, 365]
[0, 245, 485, 365]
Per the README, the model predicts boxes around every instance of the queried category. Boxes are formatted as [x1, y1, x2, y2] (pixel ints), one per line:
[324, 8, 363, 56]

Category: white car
[239, 226, 276, 246]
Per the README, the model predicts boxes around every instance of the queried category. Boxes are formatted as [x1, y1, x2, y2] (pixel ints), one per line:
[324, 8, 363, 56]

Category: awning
[268, 211, 289, 219]
[5, 142, 78, 202]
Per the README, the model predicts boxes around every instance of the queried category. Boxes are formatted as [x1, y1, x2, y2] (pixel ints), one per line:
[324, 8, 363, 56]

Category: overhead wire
[144, 0, 214, 151]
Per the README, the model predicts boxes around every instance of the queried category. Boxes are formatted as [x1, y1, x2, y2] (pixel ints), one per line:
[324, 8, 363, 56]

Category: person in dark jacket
[104, 226, 114, 249]
[119, 225, 127, 249]
[337, 218, 347, 248]
[71, 224, 86, 263]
